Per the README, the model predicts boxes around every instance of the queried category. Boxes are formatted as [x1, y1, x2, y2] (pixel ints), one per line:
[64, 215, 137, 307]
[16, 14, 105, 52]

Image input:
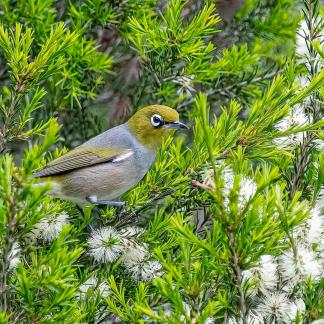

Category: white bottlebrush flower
[243, 255, 278, 296]
[242, 266, 260, 296]
[281, 281, 296, 295]
[318, 236, 324, 259]
[32, 212, 69, 242]
[8, 241, 21, 271]
[122, 242, 149, 265]
[78, 275, 110, 299]
[297, 75, 310, 88]
[202, 166, 257, 209]
[294, 205, 324, 245]
[223, 167, 257, 209]
[125, 259, 163, 282]
[287, 105, 308, 127]
[278, 246, 322, 284]
[202, 165, 235, 189]
[274, 105, 308, 147]
[226, 316, 236, 324]
[315, 188, 324, 211]
[259, 255, 278, 291]
[307, 206, 324, 244]
[243, 255, 279, 295]
[121, 238, 161, 282]
[256, 292, 291, 323]
[246, 311, 264, 324]
[140, 260, 163, 281]
[286, 299, 306, 321]
[227, 312, 263, 324]
[222, 166, 235, 193]
[238, 177, 257, 205]
[314, 138, 324, 151]
[87, 227, 124, 264]
[172, 75, 196, 97]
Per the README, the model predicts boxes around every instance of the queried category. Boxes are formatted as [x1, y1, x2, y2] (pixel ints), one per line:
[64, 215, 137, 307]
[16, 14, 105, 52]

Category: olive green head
[128, 105, 188, 150]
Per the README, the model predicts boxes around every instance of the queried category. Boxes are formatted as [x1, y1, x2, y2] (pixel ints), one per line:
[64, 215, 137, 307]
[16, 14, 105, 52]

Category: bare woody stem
[290, 132, 314, 199]
[227, 225, 247, 323]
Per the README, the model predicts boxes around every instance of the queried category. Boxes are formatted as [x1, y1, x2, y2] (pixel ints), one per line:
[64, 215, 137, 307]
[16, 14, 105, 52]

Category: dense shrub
[0, 0, 323, 323]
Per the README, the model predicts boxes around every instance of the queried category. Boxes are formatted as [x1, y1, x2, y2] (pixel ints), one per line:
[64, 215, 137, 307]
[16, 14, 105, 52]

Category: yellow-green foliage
[0, 0, 323, 323]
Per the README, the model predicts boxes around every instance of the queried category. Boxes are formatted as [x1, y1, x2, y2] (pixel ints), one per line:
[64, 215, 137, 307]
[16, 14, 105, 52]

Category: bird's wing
[33, 146, 133, 178]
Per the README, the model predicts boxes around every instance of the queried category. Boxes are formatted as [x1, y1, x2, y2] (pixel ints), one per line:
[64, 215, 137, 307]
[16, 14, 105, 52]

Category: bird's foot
[86, 195, 127, 207]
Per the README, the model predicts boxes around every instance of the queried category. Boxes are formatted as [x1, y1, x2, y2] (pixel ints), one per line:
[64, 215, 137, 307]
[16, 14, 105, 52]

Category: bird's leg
[86, 195, 127, 207]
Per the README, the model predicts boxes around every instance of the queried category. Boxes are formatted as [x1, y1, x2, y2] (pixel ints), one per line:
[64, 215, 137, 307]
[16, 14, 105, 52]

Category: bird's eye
[151, 114, 163, 127]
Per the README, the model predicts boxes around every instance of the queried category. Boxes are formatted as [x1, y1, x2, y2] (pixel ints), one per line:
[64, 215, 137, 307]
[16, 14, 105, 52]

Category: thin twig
[115, 187, 179, 228]
[177, 70, 279, 109]
[227, 227, 247, 323]
[0, 79, 26, 152]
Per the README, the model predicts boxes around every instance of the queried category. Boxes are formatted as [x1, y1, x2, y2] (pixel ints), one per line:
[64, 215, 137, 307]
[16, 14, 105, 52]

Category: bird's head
[128, 105, 188, 150]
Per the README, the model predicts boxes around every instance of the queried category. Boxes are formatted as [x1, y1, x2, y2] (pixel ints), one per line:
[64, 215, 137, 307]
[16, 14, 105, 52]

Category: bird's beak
[165, 121, 189, 129]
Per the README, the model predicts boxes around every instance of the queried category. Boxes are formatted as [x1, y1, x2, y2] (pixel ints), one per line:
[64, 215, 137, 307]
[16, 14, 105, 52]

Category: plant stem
[0, 82, 25, 152]
[116, 187, 179, 227]
[290, 132, 314, 199]
[227, 226, 247, 323]
[0, 194, 17, 313]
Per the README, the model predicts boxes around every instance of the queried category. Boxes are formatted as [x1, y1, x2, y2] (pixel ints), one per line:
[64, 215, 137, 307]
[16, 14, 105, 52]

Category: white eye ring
[151, 114, 163, 127]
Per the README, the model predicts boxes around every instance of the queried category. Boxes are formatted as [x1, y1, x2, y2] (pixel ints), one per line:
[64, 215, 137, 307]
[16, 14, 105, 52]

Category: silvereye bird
[33, 105, 188, 206]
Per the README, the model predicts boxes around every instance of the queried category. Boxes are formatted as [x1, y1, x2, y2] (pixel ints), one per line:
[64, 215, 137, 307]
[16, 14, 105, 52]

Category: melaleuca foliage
[0, 0, 323, 323]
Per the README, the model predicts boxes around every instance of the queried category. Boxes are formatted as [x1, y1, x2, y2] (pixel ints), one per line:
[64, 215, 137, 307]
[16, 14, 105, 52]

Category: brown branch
[227, 226, 247, 323]
[289, 133, 314, 199]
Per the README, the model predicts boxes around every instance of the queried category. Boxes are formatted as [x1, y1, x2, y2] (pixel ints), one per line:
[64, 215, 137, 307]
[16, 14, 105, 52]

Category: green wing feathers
[33, 146, 131, 178]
